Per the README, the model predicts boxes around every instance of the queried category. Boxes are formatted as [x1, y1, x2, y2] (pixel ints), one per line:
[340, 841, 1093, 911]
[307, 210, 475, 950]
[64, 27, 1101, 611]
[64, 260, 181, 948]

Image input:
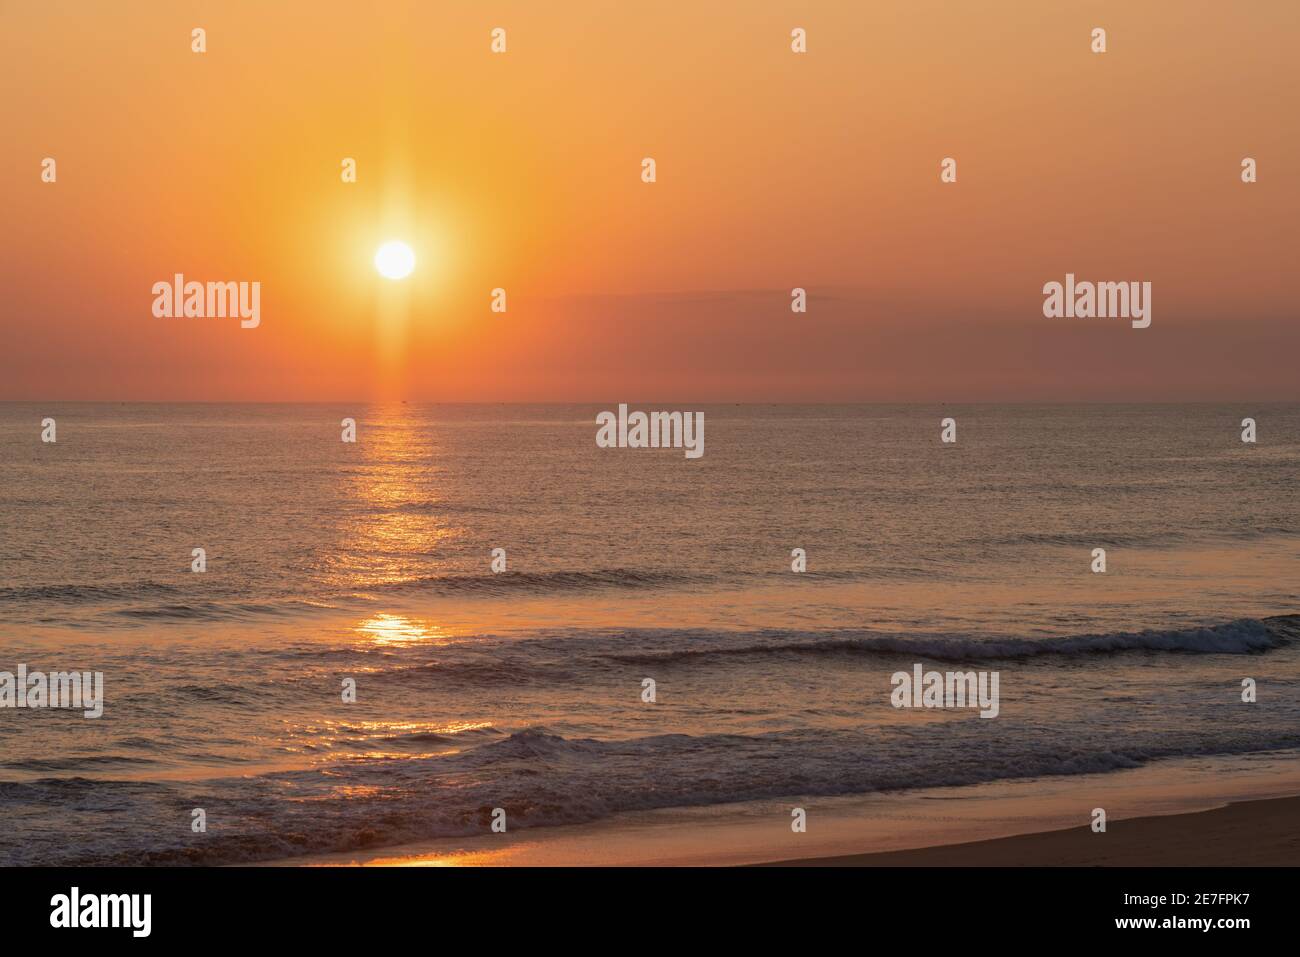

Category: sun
[374, 240, 415, 280]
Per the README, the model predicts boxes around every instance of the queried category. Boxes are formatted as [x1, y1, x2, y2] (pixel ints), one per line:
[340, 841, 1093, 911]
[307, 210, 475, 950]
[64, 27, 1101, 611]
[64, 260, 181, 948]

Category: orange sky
[2, 0, 1297, 401]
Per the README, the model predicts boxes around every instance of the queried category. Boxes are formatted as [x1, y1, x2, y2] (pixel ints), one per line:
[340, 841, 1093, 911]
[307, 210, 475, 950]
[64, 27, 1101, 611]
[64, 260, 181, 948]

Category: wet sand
[763, 795, 1300, 866]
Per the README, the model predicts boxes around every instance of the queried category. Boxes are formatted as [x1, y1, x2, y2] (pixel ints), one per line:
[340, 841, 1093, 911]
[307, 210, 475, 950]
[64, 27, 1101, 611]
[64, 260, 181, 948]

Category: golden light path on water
[356, 613, 451, 647]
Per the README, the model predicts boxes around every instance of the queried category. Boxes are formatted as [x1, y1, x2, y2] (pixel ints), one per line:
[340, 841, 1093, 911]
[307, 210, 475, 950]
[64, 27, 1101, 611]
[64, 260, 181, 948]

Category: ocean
[1, 403, 1297, 864]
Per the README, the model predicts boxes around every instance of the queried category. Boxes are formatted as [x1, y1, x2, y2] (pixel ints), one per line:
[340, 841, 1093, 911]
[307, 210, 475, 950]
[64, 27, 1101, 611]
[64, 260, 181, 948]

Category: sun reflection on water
[358, 846, 525, 867]
[356, 613, 448, 647]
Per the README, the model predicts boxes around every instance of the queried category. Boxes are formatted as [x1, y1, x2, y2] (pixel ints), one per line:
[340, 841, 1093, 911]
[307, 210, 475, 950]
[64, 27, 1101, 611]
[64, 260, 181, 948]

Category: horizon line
[2, 399, 1296, 407]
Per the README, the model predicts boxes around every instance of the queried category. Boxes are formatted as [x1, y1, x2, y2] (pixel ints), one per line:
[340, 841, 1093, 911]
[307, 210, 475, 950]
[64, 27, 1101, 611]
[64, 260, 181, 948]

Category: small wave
[479, 727, 604, 758]
[984, 526, 1297, 549]
[379, 726, 504, 746]
[386, 658, 576, 687]
[170, 683, 260, 705]
[604, 615, 1299, 665]
[0, 581, 181, 604]
[0, 776, 154, 804]
[982, 530, 1187, 549]
[109, 599, 337, 623]
[375, 568, 707, 595]
[0, 754, 157, 772]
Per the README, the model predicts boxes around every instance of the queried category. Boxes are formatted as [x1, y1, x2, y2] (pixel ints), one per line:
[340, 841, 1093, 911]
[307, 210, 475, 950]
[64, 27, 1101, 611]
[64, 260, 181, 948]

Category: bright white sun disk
[374, 241, 415, 280]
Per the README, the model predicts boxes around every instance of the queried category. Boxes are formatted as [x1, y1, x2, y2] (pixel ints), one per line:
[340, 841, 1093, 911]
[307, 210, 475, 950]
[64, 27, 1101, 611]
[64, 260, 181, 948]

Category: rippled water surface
[1, 403, 1296, 864]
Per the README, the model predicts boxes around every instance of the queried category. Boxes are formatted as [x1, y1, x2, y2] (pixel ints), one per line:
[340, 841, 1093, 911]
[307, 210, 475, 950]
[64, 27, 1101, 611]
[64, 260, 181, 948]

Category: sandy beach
[765, 795, 1300, 867]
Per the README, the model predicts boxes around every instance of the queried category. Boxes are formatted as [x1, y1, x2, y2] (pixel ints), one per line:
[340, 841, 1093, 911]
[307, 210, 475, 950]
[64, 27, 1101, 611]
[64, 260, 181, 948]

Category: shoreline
[268, 749, 1300, 867]
[762, 795, 1300, 866]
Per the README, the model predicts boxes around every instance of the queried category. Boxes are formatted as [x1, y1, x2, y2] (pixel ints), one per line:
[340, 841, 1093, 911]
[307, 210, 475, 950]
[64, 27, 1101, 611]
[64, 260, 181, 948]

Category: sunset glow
[3, 2, 1298, 401]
